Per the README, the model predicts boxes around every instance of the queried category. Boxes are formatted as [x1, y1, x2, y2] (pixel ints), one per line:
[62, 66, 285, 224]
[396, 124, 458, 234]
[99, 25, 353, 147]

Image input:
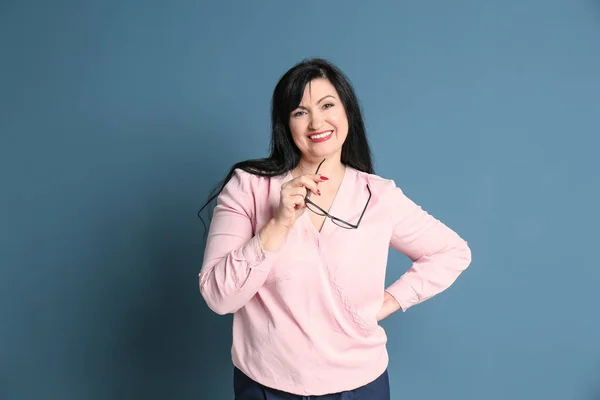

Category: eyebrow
[295, 95, 336, 110]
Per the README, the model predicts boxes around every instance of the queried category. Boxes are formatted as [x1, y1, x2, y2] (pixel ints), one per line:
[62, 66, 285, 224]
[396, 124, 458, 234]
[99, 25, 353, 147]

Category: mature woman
[198, 58, 472, 399]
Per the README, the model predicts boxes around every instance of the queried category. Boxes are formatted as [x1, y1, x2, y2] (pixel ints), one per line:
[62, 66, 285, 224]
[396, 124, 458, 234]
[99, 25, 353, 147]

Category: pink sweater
[199, 166, 471, 396]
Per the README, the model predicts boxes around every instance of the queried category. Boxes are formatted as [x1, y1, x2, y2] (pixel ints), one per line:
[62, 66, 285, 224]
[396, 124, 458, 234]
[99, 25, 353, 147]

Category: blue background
[2, 1, 599, 399]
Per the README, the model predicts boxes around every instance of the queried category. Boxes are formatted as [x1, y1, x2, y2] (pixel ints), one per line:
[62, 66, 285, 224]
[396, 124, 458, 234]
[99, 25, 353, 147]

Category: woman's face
[289, 78, 349, 165]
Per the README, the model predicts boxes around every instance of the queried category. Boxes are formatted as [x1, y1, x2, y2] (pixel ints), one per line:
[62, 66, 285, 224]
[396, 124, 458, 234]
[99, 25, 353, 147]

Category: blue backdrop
[1, 1, 599, 399]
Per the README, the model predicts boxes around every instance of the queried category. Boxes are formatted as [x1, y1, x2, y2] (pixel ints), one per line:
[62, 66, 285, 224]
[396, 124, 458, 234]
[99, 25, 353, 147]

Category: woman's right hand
[273, 173, 328, 230]
[258, 173, 327, 252]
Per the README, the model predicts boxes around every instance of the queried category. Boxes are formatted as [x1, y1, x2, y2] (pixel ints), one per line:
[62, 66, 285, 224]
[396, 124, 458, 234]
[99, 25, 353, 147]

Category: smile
[308, 131, 333, 142]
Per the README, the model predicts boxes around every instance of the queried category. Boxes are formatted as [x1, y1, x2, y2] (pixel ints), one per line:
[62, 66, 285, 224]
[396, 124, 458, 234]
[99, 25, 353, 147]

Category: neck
[294, 157, 345, 179]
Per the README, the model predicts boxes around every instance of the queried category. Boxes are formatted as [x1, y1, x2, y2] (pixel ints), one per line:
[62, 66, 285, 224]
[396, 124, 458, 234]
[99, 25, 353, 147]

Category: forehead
[300, 78, 338, 104]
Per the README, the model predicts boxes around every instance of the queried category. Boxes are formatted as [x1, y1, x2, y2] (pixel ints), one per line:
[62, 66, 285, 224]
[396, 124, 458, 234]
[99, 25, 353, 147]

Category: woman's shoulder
[351, 166, 399, 193]
[350, 167, 412, 211]
[227, 167, 287, 192]
[217, 168, 279, 211]
[350, 168, 417, 220]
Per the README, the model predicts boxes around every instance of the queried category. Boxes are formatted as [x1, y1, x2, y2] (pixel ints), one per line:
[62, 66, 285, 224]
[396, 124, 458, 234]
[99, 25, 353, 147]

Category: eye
[322, 103, 334, 109]
[292, 110, 306, 118]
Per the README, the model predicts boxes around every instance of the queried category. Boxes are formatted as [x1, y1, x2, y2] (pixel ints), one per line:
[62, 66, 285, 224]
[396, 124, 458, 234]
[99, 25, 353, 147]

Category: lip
[308, 130, 333, 143]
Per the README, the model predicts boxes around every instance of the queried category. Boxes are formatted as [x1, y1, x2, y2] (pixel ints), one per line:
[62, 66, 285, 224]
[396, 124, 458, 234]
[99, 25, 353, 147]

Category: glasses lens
[331, 218, 355, 229]
[306, 200, 327, 216]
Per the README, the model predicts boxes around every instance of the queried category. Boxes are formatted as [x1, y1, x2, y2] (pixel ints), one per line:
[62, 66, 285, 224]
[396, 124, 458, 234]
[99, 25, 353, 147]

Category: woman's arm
[385, 184, 472, 312]
[198, 170, 287, 315]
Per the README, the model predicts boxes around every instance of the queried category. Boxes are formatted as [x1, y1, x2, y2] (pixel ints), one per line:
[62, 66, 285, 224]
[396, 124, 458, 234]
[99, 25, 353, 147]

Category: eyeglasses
[304, 159, 371, 229]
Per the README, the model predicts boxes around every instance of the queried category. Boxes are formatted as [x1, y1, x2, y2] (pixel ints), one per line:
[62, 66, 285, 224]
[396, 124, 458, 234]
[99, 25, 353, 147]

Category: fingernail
[320, 176, 329, 180]
[317, 189, 321, 196]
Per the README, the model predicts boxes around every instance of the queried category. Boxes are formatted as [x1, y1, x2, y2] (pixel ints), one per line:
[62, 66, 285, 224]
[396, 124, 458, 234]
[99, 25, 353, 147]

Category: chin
[311, 147, 342, 160]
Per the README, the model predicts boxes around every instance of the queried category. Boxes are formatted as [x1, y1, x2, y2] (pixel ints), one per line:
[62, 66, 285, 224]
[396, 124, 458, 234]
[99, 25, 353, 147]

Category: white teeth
[309, 131, 332, 140]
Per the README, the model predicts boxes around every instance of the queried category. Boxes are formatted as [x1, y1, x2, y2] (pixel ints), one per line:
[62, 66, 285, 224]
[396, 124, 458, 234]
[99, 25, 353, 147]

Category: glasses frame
[304, 159, 371, 230]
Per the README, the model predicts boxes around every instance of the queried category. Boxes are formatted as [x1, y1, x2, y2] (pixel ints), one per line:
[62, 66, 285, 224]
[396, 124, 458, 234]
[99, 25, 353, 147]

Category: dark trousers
[233, 367, 390, 400]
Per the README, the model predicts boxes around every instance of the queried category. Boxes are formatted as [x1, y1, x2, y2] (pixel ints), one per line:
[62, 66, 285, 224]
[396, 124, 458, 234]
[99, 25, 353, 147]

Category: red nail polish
[317, 189, 321, 195]
[320, 176, 329, 180]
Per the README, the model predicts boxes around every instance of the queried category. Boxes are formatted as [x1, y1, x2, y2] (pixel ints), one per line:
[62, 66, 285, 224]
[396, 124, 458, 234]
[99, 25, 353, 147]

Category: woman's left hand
[376, 291, 401, 321]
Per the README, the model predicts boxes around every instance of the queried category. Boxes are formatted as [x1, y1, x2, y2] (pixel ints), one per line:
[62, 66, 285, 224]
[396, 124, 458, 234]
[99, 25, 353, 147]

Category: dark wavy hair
[197, 58, 374, 231]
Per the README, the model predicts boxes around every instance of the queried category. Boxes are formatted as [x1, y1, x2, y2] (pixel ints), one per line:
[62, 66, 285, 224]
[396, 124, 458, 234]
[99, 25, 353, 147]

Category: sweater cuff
[385, 278, 420, 312]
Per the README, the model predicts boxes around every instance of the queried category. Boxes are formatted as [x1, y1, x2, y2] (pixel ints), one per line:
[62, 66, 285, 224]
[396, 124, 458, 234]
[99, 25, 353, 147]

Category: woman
[198, 58, 472, 399]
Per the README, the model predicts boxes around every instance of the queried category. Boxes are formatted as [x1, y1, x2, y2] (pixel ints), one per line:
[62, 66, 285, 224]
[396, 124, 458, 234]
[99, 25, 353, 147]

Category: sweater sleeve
[385, 183, 472, 311]
[198, 169, 278, 315]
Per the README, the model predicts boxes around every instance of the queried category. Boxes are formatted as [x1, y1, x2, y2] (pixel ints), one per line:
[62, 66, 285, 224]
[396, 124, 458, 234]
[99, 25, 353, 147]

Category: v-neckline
[285, 165, 349, 236]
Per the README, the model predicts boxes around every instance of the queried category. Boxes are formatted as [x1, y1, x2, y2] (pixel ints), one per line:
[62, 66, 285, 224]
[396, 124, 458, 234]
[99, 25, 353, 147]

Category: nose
[309, 114, 324, 130]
